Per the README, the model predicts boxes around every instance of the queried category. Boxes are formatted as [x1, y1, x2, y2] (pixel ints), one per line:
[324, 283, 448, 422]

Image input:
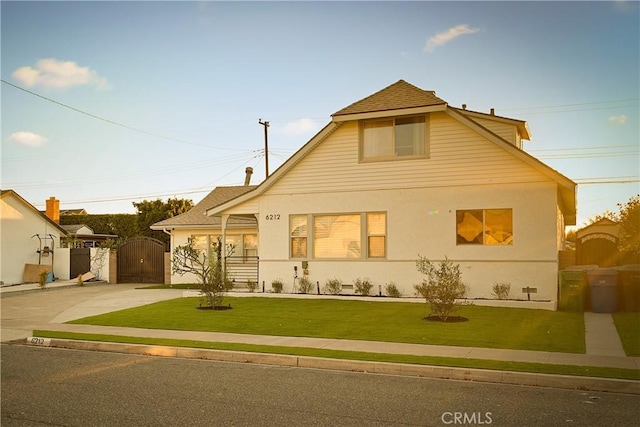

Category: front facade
[205, 81, 576, 304]
[0, 190, 69, 285]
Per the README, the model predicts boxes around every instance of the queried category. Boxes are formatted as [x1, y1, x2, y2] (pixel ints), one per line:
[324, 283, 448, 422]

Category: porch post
[221, 214, 230, 275]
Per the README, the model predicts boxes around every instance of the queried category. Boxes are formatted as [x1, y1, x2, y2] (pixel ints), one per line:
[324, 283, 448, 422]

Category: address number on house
[265, 214, 281, 221]
[27, 337, 51, 347]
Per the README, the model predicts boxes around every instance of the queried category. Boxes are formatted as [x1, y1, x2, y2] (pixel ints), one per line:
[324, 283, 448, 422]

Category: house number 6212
[265, 214, 281, 220]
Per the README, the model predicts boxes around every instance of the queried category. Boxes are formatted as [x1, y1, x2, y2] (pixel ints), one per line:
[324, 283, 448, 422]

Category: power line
[1, 79, 245, 151]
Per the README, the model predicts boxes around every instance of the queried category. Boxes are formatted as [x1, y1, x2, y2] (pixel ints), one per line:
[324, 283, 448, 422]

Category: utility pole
[258, 119, 270, 178]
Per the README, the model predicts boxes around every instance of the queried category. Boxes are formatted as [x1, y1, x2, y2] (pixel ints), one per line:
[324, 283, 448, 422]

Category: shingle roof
[61, 224, 91, 234]
[332, 80, 446, 117]
[151, 186, 257, 228]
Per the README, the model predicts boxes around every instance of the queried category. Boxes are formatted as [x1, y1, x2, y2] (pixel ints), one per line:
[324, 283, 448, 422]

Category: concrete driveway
[0, 283, 183, 342]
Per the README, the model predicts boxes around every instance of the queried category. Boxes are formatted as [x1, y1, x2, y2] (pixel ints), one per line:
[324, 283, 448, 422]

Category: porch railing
[225, 256, 259, 288]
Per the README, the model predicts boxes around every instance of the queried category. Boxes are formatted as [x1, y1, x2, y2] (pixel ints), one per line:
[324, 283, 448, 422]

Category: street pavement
[1, 280, 639, 394]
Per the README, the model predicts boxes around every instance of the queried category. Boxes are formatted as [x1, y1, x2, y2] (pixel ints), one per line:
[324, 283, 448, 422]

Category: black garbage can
[587, 269, 619, 313]
[616, 264, 640, 311]
[558, 270, 587, 312]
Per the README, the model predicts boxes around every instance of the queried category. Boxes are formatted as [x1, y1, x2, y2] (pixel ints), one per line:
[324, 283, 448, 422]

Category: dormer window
[360, 115, 428, 161]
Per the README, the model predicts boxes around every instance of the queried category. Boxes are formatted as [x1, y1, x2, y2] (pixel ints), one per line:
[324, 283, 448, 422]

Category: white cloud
[424, 24, 480, 52]
[12, 58, 109, 90]
[281, 118, 319, 136]
[608, 115, 628, 125]
[7, 131, 49, 147]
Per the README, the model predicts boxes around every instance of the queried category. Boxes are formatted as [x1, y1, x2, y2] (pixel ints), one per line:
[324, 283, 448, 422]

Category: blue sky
[1, 1, 638, 229]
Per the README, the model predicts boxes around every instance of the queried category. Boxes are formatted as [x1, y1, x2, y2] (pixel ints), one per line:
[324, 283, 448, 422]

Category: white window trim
[359, 115, 430, 163]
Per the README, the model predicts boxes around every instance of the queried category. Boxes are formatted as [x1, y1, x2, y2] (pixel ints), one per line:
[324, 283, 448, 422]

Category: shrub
[77, 274, 84, 287]
[298, 276, 314, 294]
[271, 278, 284, 293]
[385, 282, 402, 298]
[172, 236, 233, 308]
[324, 278, 342, 295]
[246, 280, 258, 293]
[492, 282, 511, 300]
[414, 256, 468, 321]
[354, 278, 373, 296]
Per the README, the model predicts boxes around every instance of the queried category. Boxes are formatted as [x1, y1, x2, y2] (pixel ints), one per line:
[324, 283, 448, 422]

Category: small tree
[171, 236, 232, 308]
[414, 256, 467, 321]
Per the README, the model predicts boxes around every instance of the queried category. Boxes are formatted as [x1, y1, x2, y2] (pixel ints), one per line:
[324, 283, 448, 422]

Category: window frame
[289, 212, 387, 260]
[455, 208, 513, 246]
[360, 115, 429, 162]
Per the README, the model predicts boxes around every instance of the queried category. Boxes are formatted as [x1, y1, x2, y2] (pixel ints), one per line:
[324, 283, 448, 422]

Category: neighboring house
[151, 177, 258, 284]
[0, 191, 69, 285]
[60, 208, 88, 215]
[161, 80, 577, 305]
[61, 224, 118, 248]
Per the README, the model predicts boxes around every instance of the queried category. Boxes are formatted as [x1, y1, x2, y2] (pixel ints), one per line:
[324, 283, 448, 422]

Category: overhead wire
[1, 79, 247, 151]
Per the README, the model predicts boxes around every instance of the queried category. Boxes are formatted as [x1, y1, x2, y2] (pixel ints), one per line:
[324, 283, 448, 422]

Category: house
[151, 173, 258, 284]
[60, 224, 118, 248]
[0, 191, 69, 285]
[161, 80, 577, 305]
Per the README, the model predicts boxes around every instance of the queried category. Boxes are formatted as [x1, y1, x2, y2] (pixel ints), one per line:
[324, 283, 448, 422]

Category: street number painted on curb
[27, 337, 51, 347]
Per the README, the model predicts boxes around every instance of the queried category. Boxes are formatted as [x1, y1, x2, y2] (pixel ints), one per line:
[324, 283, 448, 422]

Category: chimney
[490, 108, 495, 116]
[244, 167, 254, 186]
[45, 197, 60, 224]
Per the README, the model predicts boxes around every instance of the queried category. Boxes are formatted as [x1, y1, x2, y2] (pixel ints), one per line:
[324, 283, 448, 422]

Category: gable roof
[207, 80, 577, 225]
[332, 80, 447, 119]
[151, 185, 257, 229]
[0, 189, 69, 236]
[61, 224, 93, 234]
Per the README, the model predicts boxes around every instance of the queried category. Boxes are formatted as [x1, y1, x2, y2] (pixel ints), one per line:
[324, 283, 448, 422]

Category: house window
[314, 214, 361, 258]
[290, 215, 307, 258]
[244, 234, 257, 258]
[361, 116, 427, 160]
[456, 209, 513, 245]
[367, 212, 386, 258]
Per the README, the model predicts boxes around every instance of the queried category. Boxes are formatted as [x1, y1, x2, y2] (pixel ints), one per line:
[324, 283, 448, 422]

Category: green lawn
[69, 296, 586, 353]
[613, 311, 640, 356]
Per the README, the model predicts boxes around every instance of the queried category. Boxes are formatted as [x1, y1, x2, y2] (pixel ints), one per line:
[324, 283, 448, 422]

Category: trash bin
[615, 264, 640, 312]
[558, 270, 587, 312]
[587, 269, 619, 313]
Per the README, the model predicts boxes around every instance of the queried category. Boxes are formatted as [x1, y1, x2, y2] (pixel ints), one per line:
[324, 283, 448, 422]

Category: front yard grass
[69, 296, 586, 353]
[613, 311, 640, 356]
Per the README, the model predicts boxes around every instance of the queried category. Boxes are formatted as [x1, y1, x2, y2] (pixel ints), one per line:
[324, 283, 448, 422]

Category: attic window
[361, 115, 428, 161]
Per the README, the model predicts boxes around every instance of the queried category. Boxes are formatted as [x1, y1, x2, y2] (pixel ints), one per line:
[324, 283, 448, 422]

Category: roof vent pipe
[462, 104, 467, 110]
[490, 108, 495, 116]
[244, 167, 254, 186]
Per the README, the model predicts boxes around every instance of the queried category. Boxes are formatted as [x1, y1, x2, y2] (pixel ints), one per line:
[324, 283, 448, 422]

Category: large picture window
[290, 212, 386, 259]
[314, 214, 361, 258]
[456, 209, 513, 245]
[362, 116, 426, 161]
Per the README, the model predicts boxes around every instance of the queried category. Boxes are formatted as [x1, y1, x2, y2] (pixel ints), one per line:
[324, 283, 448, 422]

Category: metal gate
[117, 237, 166, 283]
[70, 248, 91, 278]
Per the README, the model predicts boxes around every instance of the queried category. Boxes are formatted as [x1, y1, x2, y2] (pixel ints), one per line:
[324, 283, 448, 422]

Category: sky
[1, 1, 638, 230]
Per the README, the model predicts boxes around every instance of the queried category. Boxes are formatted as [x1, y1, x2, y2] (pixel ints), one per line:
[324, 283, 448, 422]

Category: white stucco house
[156, 80, 577, 305]
[0, 191, 69, 285]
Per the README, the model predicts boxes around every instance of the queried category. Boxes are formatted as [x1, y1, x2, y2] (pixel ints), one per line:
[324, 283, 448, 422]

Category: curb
[25, 337, 640, 395]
